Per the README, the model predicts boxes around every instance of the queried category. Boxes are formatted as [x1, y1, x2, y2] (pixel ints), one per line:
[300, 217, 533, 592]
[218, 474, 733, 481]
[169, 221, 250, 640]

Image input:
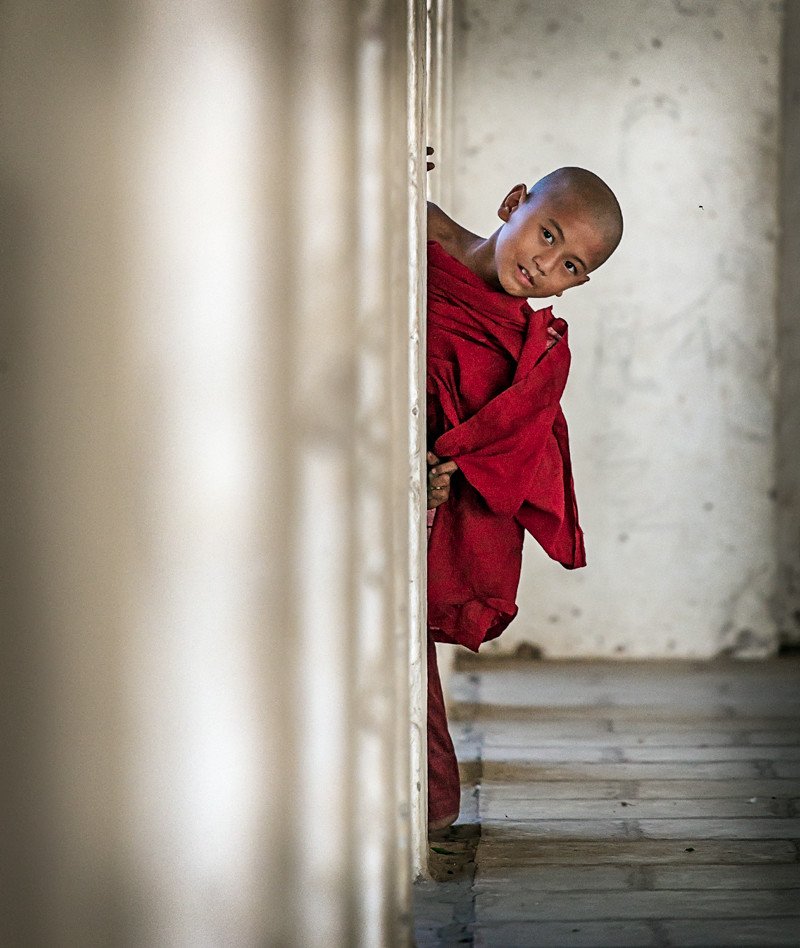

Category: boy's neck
[460, 230, 502, 291]
[428, 202, 502, 290]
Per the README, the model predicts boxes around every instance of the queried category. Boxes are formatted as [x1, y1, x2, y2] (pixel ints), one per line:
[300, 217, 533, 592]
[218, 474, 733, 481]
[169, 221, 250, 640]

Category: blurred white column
[0, 1, 426, 944]
[776, 1, 800, 646]
[424, 0, 459, 703]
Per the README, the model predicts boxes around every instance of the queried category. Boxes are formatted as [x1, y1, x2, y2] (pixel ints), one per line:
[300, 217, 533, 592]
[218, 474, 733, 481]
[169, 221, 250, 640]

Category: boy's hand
[427, 146, 435, 171]
[546, 326, 562, 350]
[427, 452, 457, 509]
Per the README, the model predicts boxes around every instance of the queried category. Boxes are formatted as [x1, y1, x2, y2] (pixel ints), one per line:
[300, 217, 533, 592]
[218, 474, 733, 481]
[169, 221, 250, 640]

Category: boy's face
[493, 184, 611, 299]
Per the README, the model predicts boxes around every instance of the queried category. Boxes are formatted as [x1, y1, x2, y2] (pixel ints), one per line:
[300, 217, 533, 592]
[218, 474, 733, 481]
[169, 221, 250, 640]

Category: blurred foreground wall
[450, 0, 790, 659]
[0, 1, 427, 944]
[776, 1, 800, 646]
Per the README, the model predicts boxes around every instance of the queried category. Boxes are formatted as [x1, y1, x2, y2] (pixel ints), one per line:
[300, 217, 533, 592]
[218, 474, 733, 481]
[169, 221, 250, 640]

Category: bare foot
[428, 811, 459, 833]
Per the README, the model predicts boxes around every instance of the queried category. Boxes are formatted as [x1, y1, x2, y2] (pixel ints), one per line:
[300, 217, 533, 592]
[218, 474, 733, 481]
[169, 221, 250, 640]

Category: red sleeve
[432, 331, 585, 569]
[433, 337, 569, 517]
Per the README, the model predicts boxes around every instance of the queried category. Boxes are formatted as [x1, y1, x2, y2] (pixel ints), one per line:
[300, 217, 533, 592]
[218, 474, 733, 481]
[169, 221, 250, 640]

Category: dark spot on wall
[768, 487, 778, 501]
[615, 644, 626, 654]
[765, 230, 776, 243]
[667, 639, 677, 651]
[793, 610, 800, 627]
[545, 19, 560, 34]
[630, 77, 641, 87]
[618, 532, 629, 543]
[673, 0, 716, 16]
[703, 501, 714, 511]
[515, 642, 543, 660]
[759, 54, 768, 65]
[571, 607, 582, 617]
[713, 29, 723, 40]
[719, 628, 775, 658]
[609, 50, 620, 60]
[548, 614, 560, 623]
[651, 37, 663, 49]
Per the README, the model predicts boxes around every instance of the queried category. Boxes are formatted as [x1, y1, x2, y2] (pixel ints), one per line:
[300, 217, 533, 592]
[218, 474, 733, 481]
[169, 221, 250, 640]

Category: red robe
[427, 240, 586, 653]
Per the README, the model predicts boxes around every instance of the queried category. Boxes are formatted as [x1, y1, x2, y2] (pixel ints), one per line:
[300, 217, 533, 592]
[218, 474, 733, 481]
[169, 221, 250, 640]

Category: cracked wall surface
[450, 0, 783, 658]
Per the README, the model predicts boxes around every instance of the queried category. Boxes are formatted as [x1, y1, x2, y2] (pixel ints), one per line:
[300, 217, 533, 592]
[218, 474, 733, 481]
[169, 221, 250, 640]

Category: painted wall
[775, 2, 800, 645]
[450, 0, 783, 658]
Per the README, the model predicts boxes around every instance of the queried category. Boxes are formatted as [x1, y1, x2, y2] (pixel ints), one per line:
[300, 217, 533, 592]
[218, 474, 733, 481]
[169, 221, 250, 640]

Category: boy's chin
[498, 277, 533, 299]
[504, 284, 545, 300]
[499, 268, 546, 299]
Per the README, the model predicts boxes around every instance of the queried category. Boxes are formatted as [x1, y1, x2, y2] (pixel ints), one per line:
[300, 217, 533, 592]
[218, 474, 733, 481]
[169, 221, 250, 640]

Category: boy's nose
[532, 251, 556, 276]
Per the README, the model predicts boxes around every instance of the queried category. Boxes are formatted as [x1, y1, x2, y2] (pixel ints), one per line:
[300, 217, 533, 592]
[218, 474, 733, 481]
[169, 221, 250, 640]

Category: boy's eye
[542, 228, 554, 244]
[565, 261, 577, 275]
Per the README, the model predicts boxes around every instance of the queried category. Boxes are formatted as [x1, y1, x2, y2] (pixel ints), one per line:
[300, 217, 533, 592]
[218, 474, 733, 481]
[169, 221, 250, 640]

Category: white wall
[0, 1, 428, 943]
[450, 0, 782, 658]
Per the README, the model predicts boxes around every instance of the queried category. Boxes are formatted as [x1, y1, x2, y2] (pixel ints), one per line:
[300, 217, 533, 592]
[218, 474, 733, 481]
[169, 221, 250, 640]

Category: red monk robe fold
[427, 240, 586, 653]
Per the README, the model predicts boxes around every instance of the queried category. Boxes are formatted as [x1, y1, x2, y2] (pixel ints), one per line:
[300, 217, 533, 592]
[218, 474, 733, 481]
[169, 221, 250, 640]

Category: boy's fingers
[432, 461, 458, 476]
[426, 451, 440, 465]
[546, 328, 562, 350]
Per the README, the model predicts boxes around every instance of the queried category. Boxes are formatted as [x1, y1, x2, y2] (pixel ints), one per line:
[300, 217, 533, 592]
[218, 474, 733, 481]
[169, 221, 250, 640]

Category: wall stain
[673, 0, 717, 16]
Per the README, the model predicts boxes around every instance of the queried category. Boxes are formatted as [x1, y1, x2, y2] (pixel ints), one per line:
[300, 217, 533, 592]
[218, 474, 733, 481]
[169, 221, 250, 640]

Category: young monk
[425, 161, 623, 831]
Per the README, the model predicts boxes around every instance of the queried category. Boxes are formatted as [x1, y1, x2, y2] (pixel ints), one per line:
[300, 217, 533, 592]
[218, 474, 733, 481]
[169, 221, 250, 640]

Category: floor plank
[413, 657, 800, 947]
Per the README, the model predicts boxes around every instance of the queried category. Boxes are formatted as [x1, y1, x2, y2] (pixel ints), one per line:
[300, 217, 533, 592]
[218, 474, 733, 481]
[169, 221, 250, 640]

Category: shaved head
[530, 167, 623, 266]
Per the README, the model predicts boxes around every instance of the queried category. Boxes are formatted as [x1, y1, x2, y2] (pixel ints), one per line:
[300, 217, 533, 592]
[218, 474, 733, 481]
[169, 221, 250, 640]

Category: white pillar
[0, 1, 427, 943]
[776, 2, 800, 646]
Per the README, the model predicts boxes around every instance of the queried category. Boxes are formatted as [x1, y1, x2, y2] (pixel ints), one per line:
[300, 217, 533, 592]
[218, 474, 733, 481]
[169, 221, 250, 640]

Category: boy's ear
[498, 183, 528, 222]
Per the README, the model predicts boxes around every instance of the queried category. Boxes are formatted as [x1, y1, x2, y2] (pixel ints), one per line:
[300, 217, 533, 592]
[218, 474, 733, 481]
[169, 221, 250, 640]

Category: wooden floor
[413, 655, 800, 947]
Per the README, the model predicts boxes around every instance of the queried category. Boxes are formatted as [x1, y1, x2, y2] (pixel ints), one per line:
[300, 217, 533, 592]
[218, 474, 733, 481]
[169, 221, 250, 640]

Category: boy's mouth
[518, 264, 536, 288]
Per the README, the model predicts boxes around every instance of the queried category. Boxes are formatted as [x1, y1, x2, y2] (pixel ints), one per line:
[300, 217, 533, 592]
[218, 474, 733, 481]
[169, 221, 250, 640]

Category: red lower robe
[426, 240, 586, 823]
